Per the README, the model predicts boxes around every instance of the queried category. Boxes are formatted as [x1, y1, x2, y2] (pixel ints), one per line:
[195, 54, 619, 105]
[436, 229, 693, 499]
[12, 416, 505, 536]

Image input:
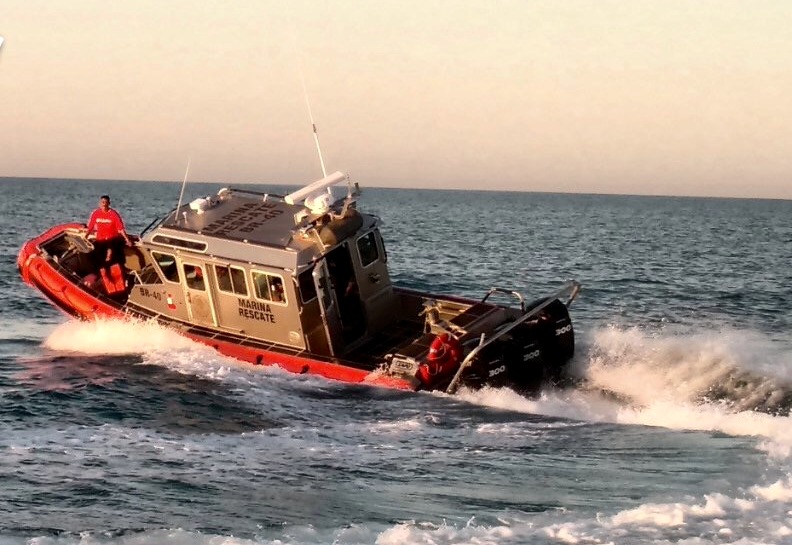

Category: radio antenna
[175, 157, 192, 223]
[298, 65, 328, 178]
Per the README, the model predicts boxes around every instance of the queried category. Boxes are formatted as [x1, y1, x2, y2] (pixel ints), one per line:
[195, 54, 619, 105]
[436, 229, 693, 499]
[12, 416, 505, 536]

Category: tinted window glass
[215, 265, 248, 296]
[252, 272, 287, 304]
[152, 235, 207, 252]
[298, 268, 317, 303]
[137, 264, 163, 285]
[357, 232, 379, 267]
[152, 252, 180, 283]
[184, 264, 206, 291]
[376, 230, 387, 263]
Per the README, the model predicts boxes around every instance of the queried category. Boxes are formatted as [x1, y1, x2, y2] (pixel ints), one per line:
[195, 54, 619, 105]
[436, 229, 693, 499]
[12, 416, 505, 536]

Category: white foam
[38, 319, 792, 456]
[16, 529, 261, 545]
[583, 325, 792, 405]
[6, 488, 792, 545]
[376, 519, 520, 545]
[609, 493, 755, 528]
[40, 317, 272, 384]
[367, 417, 424, 434]
[751, 476, 792, 502]
[583, 326, 792, 454]
[457, 385, 627, 424]
[373, 491, 792, 545]
[44, 317, 198, 355]
[461, 384, 792, 460]
[543, 487, 788, 544]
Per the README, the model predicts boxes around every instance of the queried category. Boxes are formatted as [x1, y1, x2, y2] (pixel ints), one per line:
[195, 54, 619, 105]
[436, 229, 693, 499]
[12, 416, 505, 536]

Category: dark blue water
[2, 177, 791, 544]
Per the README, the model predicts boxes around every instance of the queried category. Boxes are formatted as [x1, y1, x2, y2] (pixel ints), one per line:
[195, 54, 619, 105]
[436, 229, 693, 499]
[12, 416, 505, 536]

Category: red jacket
[87, 208, 126, 241]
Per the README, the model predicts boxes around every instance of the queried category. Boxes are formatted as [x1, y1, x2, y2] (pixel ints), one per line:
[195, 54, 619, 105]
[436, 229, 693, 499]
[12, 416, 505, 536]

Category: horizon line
[0, 174, 789, 203]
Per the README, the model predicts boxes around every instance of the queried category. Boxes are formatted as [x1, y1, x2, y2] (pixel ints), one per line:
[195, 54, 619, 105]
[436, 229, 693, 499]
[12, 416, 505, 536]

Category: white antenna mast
[298, 66, 328, 178]
[175, 158, 192, 223]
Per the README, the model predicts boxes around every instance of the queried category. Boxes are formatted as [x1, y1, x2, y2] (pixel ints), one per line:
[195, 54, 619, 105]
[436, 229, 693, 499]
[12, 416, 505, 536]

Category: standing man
[86, 195, 132, 270]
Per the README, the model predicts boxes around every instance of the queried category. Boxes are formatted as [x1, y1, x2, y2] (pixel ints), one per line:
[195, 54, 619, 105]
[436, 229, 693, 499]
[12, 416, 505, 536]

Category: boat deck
[344, 318, 428, 370]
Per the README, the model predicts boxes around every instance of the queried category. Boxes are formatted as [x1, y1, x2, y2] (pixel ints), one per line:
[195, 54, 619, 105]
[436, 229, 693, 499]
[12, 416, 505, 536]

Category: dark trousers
[91, 237, 126, 272]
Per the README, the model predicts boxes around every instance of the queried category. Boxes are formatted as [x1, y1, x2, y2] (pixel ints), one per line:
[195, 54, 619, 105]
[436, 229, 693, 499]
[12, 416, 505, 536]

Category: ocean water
[2, 177, 791, 545]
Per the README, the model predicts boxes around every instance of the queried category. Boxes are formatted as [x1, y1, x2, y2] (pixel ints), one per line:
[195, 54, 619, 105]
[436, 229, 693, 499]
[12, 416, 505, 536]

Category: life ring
[416, 333, 462, 386]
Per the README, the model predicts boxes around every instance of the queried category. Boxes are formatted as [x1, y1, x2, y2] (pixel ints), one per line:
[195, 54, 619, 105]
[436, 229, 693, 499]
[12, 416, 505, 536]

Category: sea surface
[1, 177, 791, 545]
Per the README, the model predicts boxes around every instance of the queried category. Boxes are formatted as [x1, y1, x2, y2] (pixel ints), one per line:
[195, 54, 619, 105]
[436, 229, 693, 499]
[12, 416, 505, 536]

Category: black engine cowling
[459, 298, 575, 394]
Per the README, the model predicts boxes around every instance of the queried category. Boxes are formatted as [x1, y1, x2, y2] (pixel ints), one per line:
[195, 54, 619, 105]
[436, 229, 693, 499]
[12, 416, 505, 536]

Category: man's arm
[86, 210, 97, 233]
[113, 210, 132, 245]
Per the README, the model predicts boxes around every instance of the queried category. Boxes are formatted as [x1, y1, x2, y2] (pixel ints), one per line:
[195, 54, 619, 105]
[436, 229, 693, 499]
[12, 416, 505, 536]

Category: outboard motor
[459, 298, 575, 394]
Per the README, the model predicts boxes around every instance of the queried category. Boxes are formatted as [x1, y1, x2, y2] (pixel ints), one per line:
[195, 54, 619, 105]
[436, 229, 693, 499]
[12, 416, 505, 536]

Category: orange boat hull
[18, 223, 415, 391]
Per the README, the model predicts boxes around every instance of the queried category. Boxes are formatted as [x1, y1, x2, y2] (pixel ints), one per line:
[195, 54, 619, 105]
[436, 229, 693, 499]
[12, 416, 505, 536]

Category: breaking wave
[582, 325, 792, 414]
[456, 325, 792, 458]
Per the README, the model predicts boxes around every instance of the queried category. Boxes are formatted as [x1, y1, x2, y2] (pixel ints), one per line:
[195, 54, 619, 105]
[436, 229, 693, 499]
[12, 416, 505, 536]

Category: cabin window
[252, 271, 287, 304]
[215, 265, 248, 296]
[298, 268, 317, 303]
[357, 231, 379, 267]
[152, 235, 207, 252]
[184, 264, 206, 291]
[152, 252, 180, 283]
[138, 264, 163, 284]
[376, 229, 388, 263]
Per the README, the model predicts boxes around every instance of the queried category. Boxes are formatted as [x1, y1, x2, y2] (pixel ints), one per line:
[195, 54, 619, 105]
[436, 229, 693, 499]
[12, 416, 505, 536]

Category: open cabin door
[312, 259, 344, 356]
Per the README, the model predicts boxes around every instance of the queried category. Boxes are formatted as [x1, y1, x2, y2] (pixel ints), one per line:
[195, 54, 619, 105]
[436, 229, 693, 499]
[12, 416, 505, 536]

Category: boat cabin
[126, 172, 395, 357]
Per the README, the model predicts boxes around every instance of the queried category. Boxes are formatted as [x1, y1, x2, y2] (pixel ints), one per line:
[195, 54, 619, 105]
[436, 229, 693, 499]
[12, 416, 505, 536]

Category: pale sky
[2, 1, 791, 198]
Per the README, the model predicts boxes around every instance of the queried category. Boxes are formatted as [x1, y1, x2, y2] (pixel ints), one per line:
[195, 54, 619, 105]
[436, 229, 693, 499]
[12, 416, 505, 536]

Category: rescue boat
[17, 171, 581, 395]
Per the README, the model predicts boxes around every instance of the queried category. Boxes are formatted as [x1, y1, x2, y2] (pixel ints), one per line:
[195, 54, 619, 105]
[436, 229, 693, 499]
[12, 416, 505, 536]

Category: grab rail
[480, 287, 526, 313]
[444, 280, 581, 394]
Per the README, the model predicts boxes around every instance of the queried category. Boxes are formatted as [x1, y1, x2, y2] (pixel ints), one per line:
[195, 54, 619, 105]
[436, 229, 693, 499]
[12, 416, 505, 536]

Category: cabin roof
[165, 193, 303, 249]
[140, 188, 375, 271]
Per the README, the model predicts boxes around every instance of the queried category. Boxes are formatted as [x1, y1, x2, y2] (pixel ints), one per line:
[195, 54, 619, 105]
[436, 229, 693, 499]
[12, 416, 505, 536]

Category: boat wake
[455, 324, 792, 458]
[39, 318, 792, 446]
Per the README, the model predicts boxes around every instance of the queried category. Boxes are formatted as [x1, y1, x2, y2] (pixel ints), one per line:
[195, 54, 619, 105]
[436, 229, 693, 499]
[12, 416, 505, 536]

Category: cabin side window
[138, 263, 163, 284]
[215, 265, 248, 296]
[298, 268, 317, 303]
[375, 229, 388, 263]
[252, 271, 287, 305]
[151, 235, 208, 252]
[152, 252, 180, 283]
[183, 264, 206, 291]
[356, 231, 379, 267]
